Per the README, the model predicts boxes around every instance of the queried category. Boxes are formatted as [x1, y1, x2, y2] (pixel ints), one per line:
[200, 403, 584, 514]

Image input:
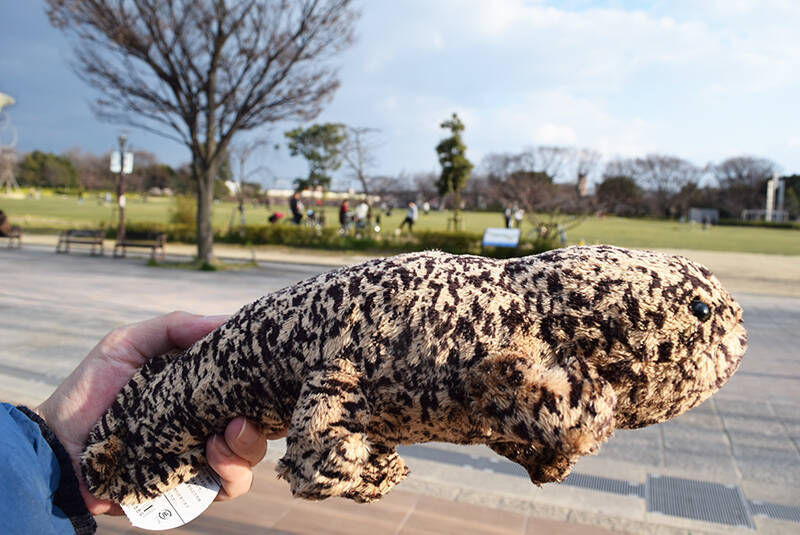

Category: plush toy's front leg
[342, 444, 409, 503]
[472, 353, 617, 485]
[276, 358, 374, 500]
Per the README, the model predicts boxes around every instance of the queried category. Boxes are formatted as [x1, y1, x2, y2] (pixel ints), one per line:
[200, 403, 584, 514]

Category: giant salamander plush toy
[81, 245, 747, 504]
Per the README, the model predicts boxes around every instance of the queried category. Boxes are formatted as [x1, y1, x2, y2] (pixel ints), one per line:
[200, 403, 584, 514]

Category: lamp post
[0, 93, 19, 191]
[116, 133, 128, 240]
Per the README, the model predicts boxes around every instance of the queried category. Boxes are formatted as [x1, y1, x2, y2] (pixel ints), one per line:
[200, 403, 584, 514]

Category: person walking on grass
[513, 206, 524, 228]
[339, 200, 350, 233]
[398, 201, 418, 232]
[289, 192, 304, 225]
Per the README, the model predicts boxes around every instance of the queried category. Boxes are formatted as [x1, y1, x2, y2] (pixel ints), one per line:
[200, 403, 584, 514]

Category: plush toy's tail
[81, 350, 219, 504]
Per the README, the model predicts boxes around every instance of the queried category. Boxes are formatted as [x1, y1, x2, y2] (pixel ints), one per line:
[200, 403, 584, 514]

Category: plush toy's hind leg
[471, 354, 617, 485]
[277, 358, 372, 500]
[343, 444, 409, 503]
[489, 442, 574, 484]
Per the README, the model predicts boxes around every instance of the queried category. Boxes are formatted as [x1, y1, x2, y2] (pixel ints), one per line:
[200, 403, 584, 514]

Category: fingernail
[212, 433, 234, 458]
[203, 314, 230, 322]
[236, 418, 247, 441]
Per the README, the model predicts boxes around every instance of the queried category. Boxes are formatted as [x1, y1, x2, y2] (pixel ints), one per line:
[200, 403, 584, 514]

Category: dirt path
[659, 248, 800, 297]
[19, 234, 798, 297]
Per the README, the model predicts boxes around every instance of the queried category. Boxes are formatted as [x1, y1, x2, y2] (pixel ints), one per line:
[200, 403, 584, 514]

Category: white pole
[776, 179, 785, 222]
[765, 176, 775, 222]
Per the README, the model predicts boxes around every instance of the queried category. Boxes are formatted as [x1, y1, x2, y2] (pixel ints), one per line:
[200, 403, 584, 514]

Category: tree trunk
[196, 162, 216, 266]
[449, 190, 463, 231]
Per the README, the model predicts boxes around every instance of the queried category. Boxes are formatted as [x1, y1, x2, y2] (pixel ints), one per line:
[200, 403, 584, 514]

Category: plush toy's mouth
[712, 319, 747, 390]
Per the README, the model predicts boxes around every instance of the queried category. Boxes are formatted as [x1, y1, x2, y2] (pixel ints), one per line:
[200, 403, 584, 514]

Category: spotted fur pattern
[81, 245, 747, 504]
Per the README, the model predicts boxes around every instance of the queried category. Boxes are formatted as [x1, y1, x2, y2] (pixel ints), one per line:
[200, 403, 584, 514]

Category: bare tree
[605, 154, 702, 218]
[47, 0, 358, 265]
[62, 147, 107, 190]
[634, 154, 701, 193]
[482, 146, 591, 185]
[713, 156, 776, 189]
[480, 152, 521, 182]
[126, 150, 160, 192]
[482, 147, 595, 241]
[228, 138, 273, 232]
[411, 171, 438, 204]
[368, 175, 401, 200]
[486, 170, 585, 242]
[595, 175, 644, 216]
[575, 148, 601, 178]
[528, 146, 572, 181]
[482, 148, 587, 211]
[574, 148, 601, 196]
[341, 126, 381, 201]
[712, 156, 776, 217]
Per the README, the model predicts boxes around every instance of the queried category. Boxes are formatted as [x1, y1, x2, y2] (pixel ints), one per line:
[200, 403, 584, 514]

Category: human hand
[35, 311, 284, 515]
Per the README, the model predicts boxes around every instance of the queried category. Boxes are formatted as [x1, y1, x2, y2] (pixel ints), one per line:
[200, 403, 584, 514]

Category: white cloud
[314, 1, 800, 175]
[457, 90, 658, 168]
[789, 138, 800, 148]
[431, 31, 445, 50]
[534, 123, 577, 145]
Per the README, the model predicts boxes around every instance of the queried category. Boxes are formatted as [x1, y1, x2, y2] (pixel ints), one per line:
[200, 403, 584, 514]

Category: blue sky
[1, 1, 799, 189]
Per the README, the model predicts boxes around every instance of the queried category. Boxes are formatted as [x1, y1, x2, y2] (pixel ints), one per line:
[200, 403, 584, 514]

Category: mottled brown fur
[81, 246, 746, 504]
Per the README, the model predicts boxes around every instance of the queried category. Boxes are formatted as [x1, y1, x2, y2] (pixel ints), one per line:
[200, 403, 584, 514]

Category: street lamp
[117, 133, 127, 240]
[110, 132, 132, 240]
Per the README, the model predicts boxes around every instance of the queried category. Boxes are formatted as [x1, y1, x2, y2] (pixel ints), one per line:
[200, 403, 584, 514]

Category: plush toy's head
[511, 246, 747, 429]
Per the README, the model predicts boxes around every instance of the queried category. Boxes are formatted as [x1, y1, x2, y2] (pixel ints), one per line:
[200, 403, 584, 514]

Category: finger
[223, 418, 269, 466]
[206, 434, 254, 502]
[99, 312, 230, 367]
[265, 426, 288, 440]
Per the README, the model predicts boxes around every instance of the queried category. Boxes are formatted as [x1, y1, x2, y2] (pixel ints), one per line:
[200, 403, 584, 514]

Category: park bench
[0, 211, 22, 249]
[113, 230, 167, 261]
[56, 229, 105, 256]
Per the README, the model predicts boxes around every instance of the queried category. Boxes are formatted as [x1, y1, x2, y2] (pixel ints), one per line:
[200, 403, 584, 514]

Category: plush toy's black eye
[690, 299, 711, 322]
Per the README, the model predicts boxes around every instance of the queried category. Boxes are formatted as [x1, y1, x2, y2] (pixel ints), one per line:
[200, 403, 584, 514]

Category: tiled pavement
[97, 462, 617, 535]
[2, 244, 799, 534]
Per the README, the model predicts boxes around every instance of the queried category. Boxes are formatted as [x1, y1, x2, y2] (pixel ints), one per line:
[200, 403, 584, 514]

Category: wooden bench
[113, 231, 167, 261]
[56, 229, 105, 256]
[0, 211, 22, 249]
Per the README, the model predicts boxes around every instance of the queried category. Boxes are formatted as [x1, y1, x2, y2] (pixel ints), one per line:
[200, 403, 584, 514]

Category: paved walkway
[96, 461, 617, 535]
[1, 242, 799, 534]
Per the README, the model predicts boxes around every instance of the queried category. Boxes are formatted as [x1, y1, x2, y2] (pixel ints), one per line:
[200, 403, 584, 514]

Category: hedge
[106, 222, 559, 258]
[717, 218, 800, 230]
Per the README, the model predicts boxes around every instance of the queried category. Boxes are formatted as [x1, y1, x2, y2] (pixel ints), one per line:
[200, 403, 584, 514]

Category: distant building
[688, 207, 719, 225]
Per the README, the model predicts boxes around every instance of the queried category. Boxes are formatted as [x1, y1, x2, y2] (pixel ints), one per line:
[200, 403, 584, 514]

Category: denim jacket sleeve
[0, 404, 96, 535]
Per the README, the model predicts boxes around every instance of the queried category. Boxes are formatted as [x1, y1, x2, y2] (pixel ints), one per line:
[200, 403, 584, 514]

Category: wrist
[16, 406, 97, 534]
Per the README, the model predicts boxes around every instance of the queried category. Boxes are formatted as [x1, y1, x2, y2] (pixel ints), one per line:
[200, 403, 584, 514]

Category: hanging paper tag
[121, 467, 220, 531]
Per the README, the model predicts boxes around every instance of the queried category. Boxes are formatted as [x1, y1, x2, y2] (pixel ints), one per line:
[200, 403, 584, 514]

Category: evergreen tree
[18, 151, 78, 189]
[435, 113, 472, 228]
[285, 123, 346, 191]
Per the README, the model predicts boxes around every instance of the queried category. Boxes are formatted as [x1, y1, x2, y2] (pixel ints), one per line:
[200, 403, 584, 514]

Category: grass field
[2, 192, 798, 255]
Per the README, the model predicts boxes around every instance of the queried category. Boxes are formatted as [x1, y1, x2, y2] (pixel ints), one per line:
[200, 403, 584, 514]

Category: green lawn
[2, 192, 798, 255]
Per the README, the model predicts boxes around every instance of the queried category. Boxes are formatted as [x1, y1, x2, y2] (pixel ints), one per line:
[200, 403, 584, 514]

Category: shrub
[170, 195, 197, 229]
[105, 222, 196, 243]
[219, 224, 341, 247]
[411, 230, 482, 254]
